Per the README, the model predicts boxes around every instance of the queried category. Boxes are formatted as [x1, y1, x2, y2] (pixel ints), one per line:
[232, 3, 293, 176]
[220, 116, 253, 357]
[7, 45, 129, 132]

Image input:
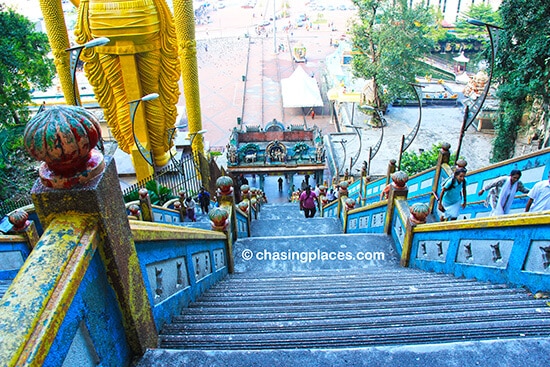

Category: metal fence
[0, 196, 34, 218]
[1, 154, 202, 218]
[121, 154, 202, 200]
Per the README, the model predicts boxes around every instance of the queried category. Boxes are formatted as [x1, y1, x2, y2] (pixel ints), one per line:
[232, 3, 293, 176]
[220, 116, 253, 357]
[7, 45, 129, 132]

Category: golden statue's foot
[154, 151, 172, 167]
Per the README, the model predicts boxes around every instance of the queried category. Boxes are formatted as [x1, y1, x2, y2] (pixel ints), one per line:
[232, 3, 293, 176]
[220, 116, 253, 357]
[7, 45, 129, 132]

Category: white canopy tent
[281, 66, 324, 108]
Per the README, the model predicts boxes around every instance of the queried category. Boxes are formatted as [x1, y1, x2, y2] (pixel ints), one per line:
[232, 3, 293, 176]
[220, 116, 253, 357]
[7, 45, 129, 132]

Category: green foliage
[400, 144, 442, 176]
[491, 99, 524, 162]
[454, 3, 502, 40]
[490, 0, 550, 159]
[0, 124, 38, 203]
[123, 180, 176, 205]
[0, 5, 55, 126]
[0, 5, 55, 204]
[350, 0, 436, 109]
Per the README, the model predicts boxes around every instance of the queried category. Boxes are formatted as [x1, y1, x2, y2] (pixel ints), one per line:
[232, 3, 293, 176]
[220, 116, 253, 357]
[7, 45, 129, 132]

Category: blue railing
[132, 222, 228, 329]
[409, 213, 550, 293]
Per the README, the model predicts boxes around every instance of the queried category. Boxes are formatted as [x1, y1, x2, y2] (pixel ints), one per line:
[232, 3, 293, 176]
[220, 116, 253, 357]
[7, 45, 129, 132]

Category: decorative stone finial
[128, 204, 140, 218]
[23, 105, 104, 189]
[409, 202, 430, 225]
[139, 188, 150, 199]
[216, 176, 234, 195]
[9, 210, 30, 231]
[241, 184, 250, 197]
[209, 207, 229, 231]
[338, 180, 349, 197]
[455, 159, 468, 170]
[345, 198, 356, 211]
[238, 201, 249, 213]
[391, 171, 409, 189]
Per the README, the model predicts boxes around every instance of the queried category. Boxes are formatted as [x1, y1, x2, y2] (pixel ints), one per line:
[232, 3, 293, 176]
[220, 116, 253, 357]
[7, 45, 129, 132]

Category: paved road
[190, 1, 496, 177]
[121, 0, 525, 198]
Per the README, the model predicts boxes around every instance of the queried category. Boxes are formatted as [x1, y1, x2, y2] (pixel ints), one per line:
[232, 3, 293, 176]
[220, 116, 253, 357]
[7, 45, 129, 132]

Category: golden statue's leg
[172, 0, 209, 187]
[39, 0, 78, 106]
[118, 51, 154, 180]
[136, 50, 171, 167]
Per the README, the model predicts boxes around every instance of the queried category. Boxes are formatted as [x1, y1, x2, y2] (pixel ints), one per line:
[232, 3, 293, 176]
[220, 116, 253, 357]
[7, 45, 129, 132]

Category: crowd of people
[186, 169, 549, 224]
[437, 168, 550, 221]
[287, 166, 550, 222]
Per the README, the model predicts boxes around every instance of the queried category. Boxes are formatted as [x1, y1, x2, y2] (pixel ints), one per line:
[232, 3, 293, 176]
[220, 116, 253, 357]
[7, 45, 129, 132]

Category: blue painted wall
[135, 238, 228, 330]
[42, 251, 131, 367]
[0, 239, 32, 280]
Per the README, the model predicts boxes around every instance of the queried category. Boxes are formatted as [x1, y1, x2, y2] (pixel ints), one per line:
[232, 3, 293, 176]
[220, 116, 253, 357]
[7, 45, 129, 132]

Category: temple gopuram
[225, 119, 326, 187]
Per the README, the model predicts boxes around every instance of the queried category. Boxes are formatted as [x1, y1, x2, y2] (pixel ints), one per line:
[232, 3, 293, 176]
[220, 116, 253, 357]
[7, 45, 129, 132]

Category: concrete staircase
[136, 203, 550, 366]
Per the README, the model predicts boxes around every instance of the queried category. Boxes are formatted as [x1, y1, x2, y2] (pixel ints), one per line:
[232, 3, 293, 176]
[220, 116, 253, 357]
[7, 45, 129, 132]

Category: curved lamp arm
[398, 83, 424, 169]
[130, 93, 159, 167]
[343, 124, 362, 174]
[361, 105, 385, 175]
[463, 19, 503, 131]
[336, 139, 348, 175]
[401, 83, 424, 152]
[66, 37, 110, 106]
[167, 128, 207, 176]
[368, 122, 384, 176]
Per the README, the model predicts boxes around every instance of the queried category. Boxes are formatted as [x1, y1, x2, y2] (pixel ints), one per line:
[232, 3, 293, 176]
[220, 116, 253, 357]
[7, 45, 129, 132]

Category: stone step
[250, 216, 342, 237]
[175, 297, 545, 322]
[233, 233, 399, 272]
[155, 265, 550, 351]
[159, 319, 550, 350]
[136, 204, 550, 366]
[257, 202, 305, 220]
[165, 307, 550, 335]
[183, 287, 526, 310]
[193, 282, 516, 302]
[136, 338, 550, 367]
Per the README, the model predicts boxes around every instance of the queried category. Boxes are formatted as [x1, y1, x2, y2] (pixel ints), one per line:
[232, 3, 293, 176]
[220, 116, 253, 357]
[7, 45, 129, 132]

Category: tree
[454, 3, 501, 40]
[0, 5, 55, 205]
[399, 143, 442, 176]
[0, 4, 55, 126]
[491, 0, 550, 161]
[350, 0, 436, 118]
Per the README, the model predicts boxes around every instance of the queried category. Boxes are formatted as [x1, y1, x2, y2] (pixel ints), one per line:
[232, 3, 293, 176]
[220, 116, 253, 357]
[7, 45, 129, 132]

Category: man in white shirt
[525, 171, 550, 212]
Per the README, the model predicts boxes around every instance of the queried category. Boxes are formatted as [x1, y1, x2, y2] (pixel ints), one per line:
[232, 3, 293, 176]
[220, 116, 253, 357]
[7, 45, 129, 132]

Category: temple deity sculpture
[72, 0, 181, 168]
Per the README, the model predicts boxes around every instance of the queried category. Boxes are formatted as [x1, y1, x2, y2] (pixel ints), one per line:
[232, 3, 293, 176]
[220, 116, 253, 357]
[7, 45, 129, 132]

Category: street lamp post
[129, 93, 159, 168]
[336, 139, 348, 175]
[167, 128, 207, 175]
[455, 19, 503, 164]
[65, 37, 110, 107]
[361, 105, 386, 176]
[397, 83, 424, 170]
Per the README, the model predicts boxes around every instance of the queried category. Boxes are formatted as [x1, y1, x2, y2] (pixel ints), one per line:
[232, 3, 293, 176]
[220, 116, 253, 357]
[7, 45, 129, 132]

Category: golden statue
[38, 0, 207, 184]
[74, 0, 180, 174]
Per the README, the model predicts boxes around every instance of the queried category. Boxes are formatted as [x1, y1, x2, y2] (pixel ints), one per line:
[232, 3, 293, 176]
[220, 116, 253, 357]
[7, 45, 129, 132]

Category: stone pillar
[139, 188, 154, 222]
[401, 202, 430, 267]
[215, 176, 237, 272]
[386, 159, 397, 185]
[384, 171, 409, 235]
[8, 210, 39, 249]
[25, 105, 156, 355]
